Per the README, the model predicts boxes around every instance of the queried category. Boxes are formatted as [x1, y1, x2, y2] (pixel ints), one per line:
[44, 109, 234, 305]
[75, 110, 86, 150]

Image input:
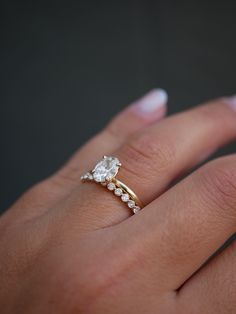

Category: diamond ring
[81, 156, 142, 214]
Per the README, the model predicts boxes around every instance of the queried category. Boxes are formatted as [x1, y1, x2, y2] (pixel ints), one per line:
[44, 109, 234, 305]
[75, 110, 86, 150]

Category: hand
[1, 90, 236, 314]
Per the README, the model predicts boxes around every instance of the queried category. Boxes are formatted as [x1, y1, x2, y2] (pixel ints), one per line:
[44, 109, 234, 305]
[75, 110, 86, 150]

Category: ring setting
[81, 156, 142, 214]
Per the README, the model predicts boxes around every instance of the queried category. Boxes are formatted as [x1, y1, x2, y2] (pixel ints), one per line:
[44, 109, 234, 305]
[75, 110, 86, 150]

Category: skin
[0, 95, 236, 314]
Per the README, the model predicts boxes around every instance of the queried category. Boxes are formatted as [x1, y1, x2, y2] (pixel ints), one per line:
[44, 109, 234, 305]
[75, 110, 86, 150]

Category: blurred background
[1, 0, 236, 212]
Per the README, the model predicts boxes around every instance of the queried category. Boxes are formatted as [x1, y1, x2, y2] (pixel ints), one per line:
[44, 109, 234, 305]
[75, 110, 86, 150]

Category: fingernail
[131, 89, 168, 116]
[223, 95, 236, 111]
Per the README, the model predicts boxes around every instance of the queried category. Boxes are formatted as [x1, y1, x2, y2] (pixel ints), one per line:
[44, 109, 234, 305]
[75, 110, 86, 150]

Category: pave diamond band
[81, 156, 142, 214]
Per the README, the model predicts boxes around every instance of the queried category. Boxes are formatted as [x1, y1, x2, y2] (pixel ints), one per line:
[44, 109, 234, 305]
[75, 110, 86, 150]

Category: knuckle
[193, 98, 233, 127]
[104, 119, 126, 142]
[200, 158, 236, 217]
[124, 132, 176, 173]
[105, 121, 120, 139]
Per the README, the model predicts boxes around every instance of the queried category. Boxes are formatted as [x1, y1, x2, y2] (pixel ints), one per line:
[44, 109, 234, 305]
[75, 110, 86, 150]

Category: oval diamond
[92, 156, 121, 183]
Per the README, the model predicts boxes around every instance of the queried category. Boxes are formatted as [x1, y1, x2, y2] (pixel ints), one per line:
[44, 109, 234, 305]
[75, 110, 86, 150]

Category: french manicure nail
[223, 95, 236, 111]
[131, 89, 168, 116]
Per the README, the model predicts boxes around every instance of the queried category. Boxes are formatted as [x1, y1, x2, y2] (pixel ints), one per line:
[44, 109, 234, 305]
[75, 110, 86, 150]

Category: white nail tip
[223, 95, 236, 111]
[132, 88, 168, 115]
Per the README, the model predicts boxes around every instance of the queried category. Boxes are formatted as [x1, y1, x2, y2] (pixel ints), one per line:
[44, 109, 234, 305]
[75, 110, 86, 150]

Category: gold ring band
[80, 156, 142, 214]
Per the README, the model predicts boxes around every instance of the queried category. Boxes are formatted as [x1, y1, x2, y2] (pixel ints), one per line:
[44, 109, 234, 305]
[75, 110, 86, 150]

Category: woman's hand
[1, 90, 236, 313]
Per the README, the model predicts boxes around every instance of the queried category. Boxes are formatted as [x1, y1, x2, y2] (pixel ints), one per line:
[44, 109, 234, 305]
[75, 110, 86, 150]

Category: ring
[81, 156, 142, 214]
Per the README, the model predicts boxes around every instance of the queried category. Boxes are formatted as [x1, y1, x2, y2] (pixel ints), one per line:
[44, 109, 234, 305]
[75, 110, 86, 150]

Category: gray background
[1, 0, 236, 212]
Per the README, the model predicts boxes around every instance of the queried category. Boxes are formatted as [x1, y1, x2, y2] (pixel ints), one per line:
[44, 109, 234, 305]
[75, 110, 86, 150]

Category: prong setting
[80, 156, 142, 214]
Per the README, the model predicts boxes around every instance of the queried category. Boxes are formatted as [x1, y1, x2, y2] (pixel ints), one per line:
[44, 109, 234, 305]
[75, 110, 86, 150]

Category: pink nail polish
[131, 89, 168, 116]
[223, 95, 236, 111]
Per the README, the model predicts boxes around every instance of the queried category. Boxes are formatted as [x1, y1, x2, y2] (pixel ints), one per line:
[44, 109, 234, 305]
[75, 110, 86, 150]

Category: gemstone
[107, 182, 116, 191]
[87, 173, 93, 180]
[133, 206, 141, 214]
[81, 172, 93, 181]
[106, 173, 113, 181]
[92, 156, 120, 183]
[128, 200, 135, 208]
[114, 188, 123, 196]
[121, 193, 129, 202]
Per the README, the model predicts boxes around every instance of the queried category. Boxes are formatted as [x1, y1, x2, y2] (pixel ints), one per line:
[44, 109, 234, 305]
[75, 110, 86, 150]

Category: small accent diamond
[87, 173, 93, 180]
[128, 200, 135, 208]
[133, 206, 141, 214]
[114, 188, 123, 196]
[81, 173, 90, 181]
[107, 182, 116, 191]
[121, 193, 129, 202]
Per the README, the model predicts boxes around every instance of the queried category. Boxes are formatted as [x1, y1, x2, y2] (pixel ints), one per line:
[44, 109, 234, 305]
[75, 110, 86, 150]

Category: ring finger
[69, 96, 236, 228]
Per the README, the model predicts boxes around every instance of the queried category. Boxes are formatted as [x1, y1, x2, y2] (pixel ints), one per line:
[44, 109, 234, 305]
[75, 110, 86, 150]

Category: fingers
[4, 90, 167, 224]
[59, 96, 236, 230]
[107, 89, 168, 138]
[120, 155, 236, 291]
[54, 89, 167, 185]
[116, 97, 236, 205]
[177, 238, 236, 313]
